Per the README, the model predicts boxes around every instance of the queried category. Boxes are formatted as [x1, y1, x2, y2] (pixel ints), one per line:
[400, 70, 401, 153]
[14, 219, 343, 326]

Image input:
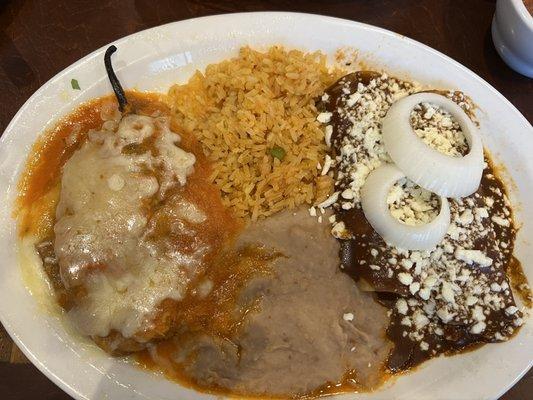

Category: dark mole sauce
[322, 72, 531, 372]
[341, 165, 525, 372]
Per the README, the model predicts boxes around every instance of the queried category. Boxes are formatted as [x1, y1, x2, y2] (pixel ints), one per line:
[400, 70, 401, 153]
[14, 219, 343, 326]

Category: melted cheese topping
[54, 114, 199, 338]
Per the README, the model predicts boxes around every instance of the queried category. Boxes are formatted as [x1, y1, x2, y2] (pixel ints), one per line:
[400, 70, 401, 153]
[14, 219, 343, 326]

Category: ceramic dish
[0, 12, 531, 400]
[492, 0, 533, 78]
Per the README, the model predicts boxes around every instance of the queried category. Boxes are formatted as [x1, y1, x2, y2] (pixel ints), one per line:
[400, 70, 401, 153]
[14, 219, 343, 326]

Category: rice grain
[168, 46, 340, 219]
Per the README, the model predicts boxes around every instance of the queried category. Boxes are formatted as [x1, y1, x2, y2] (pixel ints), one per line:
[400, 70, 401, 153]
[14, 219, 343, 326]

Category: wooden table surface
[0, 1, 531, 399]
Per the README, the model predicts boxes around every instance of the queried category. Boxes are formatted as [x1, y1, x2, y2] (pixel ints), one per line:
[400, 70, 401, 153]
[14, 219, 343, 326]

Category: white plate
[0, 12, 531, 400]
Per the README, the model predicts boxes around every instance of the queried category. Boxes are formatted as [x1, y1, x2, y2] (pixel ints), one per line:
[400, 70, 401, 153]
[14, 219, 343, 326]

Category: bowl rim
[510, 0, 533, 29]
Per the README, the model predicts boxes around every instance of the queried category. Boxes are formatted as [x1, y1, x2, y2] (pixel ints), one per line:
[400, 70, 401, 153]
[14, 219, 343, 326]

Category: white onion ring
[382, 92, 483, 198]
[360, 164, 450, 251]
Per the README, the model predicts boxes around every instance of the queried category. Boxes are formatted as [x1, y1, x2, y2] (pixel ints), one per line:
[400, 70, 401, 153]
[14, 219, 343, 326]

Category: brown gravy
[321, 71, 530, 372]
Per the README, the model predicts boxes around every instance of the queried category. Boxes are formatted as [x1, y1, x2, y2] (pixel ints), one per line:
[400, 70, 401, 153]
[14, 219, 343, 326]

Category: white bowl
[492, 0, 533, 77]
[0, 12, 532, 400]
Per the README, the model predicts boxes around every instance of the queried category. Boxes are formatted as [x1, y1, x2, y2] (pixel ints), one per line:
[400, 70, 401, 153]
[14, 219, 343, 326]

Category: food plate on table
[0, 12, 531, 400]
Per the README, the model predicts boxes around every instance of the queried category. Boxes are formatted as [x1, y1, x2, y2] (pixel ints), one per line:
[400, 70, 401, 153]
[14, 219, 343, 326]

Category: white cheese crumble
[505, 306, 518, 315]
[491, 215, 510, 227]
[398, 272, 413, 285]
[318, 191, 339, 209]
[410, 102, 468, 157]
[388, 178, 439, 226]
[396, 298, 408, 315]
[321, 154, 333, 176]
[343, 312, 354, 321]
[317, 112, 332, 123]
[454, 249, 493, 267]
[325, 125, 333, 147]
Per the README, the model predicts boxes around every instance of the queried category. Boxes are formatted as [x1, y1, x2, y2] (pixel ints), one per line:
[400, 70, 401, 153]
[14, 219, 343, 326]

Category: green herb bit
[71, 79, 81, 90]
[269, 145, 286, 161]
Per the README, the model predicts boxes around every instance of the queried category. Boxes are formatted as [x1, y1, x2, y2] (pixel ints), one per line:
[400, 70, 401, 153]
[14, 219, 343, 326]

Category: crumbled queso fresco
[386, 186, 520, 344]
[313, 71, 525, 363]
[387, 179, 439, 226]
[411, 102, 469, 157]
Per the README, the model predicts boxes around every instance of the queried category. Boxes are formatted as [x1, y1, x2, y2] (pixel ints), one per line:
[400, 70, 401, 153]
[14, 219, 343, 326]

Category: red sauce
[16, 97, 104, 238]
[15, 92, 167, 239]
[17, 92, 277, 397]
